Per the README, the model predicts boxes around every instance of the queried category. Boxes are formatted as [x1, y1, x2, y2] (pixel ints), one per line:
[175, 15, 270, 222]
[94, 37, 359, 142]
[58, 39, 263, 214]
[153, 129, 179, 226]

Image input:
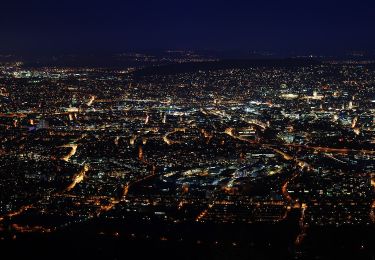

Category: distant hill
[132, 58, 323, 77]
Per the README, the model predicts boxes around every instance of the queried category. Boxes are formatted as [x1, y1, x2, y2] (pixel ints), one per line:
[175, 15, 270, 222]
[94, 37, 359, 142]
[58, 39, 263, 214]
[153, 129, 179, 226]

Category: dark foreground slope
[2, 219, 374, 260]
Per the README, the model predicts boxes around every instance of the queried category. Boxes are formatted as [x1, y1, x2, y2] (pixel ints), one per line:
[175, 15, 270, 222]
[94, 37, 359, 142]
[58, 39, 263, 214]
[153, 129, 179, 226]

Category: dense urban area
[0, 54, 374, 259]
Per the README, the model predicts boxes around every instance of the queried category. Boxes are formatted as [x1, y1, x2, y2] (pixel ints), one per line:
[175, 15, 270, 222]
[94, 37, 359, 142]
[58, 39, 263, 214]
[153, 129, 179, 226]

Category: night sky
[1, 0, 375, 55]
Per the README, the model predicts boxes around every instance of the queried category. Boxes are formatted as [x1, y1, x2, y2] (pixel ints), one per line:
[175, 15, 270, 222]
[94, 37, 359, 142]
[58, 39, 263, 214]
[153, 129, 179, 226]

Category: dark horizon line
[1, 48, 375, 57]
